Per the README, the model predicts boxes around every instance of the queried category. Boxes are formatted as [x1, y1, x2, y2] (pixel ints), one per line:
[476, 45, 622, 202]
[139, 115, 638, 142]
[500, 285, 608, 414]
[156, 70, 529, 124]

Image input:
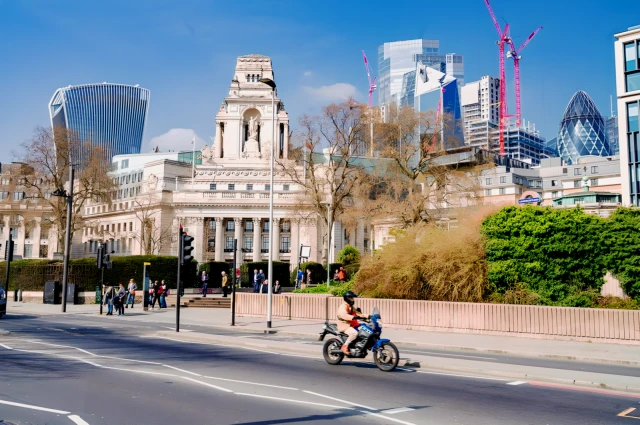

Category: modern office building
[556, 90, 612, 165]
[606, 115, 620, 155]
[49, 83, 150, 163]
[615, 25, 640, 206]
[461, 76, 500, 148]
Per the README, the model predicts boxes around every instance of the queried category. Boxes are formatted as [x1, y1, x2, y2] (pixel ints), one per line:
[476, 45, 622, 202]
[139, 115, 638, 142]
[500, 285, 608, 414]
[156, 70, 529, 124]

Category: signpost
[143, 262, 151, 311]
[96, 243, 112, 315]
[231, 239, 238, 326]
[518, 197, 541, 205]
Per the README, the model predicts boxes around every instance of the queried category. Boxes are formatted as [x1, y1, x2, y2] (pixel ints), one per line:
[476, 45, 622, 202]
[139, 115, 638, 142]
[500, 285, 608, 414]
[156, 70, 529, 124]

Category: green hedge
[198, 262, 230, 288]
[344, 263, 360, 279]
[240, 261, 290, 288]
[300, 261, 326, 286]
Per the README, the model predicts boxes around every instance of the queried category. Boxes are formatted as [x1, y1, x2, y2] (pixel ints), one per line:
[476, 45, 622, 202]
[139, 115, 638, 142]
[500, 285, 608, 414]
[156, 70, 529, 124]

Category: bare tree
[131, 188, 171, 255]
[278, 99, 370, 263]
[12, 126, 115, 251]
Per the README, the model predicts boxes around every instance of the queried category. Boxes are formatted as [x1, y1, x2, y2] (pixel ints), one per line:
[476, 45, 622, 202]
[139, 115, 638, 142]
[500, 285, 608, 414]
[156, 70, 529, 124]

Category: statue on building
[248, 116, 258, 140]
[200, 144, 213, 163]
[243, 115, 261, 158]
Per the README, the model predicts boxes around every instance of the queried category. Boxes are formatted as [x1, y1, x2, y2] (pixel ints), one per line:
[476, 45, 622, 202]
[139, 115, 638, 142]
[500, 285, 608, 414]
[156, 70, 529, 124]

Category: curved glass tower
[49, 83, 150, 162]
[556, 90, 611, 165]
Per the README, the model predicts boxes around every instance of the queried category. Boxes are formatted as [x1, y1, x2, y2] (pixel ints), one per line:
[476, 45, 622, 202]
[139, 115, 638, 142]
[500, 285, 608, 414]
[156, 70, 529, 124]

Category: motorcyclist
[337, 291, 367, 355]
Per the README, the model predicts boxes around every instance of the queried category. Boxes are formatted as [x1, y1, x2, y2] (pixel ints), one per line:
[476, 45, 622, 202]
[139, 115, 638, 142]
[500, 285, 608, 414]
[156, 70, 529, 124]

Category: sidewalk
[5, 301, 640, 366]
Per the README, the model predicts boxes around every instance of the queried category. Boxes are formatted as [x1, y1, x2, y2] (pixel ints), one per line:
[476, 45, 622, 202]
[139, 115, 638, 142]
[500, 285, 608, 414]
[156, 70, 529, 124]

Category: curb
[156, 330, 640, 396]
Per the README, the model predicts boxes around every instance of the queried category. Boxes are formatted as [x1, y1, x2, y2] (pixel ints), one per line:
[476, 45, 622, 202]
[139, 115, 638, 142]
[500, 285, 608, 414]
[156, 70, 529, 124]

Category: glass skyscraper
[556, 91, 612, 165]
[49, 83, 150, 162]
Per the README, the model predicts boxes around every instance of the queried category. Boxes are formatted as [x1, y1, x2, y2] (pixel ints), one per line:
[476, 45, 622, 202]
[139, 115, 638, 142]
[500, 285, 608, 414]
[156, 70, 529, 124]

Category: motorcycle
[318, 306, 399, 372]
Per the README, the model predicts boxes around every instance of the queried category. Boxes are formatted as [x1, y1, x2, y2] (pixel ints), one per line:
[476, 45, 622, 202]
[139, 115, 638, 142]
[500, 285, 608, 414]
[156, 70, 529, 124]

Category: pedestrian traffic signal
[4, 240, 14, 262]
[96, 245, 104, 269]
[181, 233, 194, 264]
[102, 253, 112, 269]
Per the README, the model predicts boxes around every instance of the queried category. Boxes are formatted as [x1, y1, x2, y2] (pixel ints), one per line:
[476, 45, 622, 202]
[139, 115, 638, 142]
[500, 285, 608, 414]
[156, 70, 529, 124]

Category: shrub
[337, 245, 360, 265]
[600, 208, 640, 300]
[198, 262, 230, 287]
[344, 263, 360, 279]
[293, 284, 331, 294]
[240, 261, 290, 288]
[299, 261, 326, 286]
[103, 256, 198, 290]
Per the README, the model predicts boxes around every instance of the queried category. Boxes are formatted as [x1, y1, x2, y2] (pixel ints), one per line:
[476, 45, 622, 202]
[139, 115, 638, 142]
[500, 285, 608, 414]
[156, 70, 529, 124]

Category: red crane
[362, 50, 377, 107]
[484, 0, 510, 156]
[506, 26, 543, 128]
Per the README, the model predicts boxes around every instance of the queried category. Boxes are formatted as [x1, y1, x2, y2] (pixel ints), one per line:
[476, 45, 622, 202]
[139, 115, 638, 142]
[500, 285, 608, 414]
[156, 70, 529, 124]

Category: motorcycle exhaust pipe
[330, 349, 344, 355]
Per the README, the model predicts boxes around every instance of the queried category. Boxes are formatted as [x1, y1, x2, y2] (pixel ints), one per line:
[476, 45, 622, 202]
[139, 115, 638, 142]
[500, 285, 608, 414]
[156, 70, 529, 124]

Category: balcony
[195, 191, 299, 203]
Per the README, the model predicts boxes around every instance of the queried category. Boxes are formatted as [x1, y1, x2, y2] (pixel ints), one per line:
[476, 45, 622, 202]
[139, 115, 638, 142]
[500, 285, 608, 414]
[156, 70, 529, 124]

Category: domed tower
[556, 90, 612, 165]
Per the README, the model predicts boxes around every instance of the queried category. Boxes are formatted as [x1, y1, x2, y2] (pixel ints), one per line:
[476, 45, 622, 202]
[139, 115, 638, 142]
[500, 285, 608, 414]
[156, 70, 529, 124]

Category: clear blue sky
[0, 0, 637, 161]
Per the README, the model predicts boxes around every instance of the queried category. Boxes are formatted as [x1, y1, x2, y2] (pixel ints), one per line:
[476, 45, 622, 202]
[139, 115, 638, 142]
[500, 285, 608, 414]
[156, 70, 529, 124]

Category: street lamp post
[321, 200, 331, 287]
[259, 77, 276, 329]
[53, 166, 74, 313]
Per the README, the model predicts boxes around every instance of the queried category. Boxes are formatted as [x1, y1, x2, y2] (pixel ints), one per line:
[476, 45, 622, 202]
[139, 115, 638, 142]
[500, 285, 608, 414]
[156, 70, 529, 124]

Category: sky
[0, 0, 637, 163]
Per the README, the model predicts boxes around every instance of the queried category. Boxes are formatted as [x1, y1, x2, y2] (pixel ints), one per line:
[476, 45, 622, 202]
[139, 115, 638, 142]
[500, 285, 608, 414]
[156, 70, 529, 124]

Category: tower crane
[506, 26, 543, 128]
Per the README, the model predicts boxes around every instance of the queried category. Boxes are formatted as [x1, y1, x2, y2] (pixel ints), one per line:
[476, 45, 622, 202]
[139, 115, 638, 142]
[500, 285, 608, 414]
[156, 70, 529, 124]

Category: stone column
[214, 122, 222, 158]
[214, 217, 224, 261]
[33, 218, 42, 258]
[283, 123, 289, 159]
[272, 218, 281, 261]
[192, 217, 205, 264]
[252, 218, 261, 262]
[234, 218, 243, 265]
[1, 216, 9, 247]
[356, 217, 365, 253]
[290, 219, 299, 267]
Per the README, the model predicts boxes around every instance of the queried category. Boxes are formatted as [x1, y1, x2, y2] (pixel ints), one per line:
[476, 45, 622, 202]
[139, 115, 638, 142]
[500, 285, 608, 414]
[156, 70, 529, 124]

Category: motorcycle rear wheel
[373, 341, 399, 372]
[323, 338, 344, 365]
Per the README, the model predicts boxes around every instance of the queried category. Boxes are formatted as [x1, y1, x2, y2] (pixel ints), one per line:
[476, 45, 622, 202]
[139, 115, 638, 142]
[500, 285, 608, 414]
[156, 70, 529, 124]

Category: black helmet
[343, 291, 357, 306]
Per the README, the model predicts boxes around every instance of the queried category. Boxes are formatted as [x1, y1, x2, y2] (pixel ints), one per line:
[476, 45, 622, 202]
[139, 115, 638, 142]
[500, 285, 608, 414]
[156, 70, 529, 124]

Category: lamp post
[52, 165, 74, 313]
[259, 76, 276, 329]
[321, 200, 331, 287]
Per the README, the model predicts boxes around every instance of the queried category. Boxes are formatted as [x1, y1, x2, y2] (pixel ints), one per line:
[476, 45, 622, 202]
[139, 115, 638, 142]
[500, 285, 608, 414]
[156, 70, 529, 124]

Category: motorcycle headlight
[323, 325, 327, 330]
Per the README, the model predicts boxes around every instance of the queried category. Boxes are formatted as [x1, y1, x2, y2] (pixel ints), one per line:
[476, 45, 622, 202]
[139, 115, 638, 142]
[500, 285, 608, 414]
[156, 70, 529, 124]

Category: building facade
[615, 25, 640, 206]
[49, 83, 150, 162]
[461, 75, 500, 148]
[556, 90, 612, 165]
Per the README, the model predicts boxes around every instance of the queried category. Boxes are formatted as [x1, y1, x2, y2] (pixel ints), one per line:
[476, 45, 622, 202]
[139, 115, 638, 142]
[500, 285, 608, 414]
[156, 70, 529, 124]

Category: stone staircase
[169, 296, 231, 309]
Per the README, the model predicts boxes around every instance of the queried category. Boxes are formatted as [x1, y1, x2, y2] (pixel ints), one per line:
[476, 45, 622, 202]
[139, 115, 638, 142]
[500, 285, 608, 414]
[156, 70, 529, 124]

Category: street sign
[518, 197, 541, 205]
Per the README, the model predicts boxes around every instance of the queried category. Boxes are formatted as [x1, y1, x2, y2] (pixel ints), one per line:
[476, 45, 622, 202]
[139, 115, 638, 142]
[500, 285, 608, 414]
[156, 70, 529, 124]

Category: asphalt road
[1, 312, 640, 424]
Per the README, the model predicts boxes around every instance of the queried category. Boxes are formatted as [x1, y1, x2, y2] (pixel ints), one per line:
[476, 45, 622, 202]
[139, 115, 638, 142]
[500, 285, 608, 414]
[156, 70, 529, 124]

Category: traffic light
[102, 253, 112, 269]
[4, 240, 14, 261]
[181, 233, 194, 264]
[96, 245, 104, 269]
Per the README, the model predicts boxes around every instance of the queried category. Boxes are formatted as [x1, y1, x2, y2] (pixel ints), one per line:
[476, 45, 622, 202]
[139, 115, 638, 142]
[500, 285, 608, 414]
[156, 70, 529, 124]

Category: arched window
[246, 74, 250, 82]
[251, 75, 255, 82]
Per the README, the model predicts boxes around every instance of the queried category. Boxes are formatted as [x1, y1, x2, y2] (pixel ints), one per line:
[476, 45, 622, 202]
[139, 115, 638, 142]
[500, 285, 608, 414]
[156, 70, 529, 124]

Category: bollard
[13, 290, 18, 302]
[17, 289, 22, 302]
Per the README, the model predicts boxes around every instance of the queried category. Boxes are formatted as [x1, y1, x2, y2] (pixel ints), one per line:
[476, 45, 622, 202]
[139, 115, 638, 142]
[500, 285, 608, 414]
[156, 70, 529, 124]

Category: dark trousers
[152, 295, 161, 308]
[201, 283, 208, 297]
[222, 286, 229, 297]
[117, 302, 125, 315]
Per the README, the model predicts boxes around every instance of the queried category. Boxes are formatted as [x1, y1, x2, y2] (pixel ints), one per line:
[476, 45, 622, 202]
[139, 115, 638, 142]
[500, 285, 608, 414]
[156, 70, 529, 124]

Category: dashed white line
[181, 376, 234, 393]
[360, 410, 416, 425]
[0, 398, 70, 414]
[302, 390, 376, 410]
[506, 381, 528, 386]
[0, 343, 13, 350]
[381, 407, 415, 415]
[201, 375, 299, 390]
[412, 369, 510, 381]
[235, 392, 353, 410]
[68, 414, 91, 425]
[163, 364, 202, 376]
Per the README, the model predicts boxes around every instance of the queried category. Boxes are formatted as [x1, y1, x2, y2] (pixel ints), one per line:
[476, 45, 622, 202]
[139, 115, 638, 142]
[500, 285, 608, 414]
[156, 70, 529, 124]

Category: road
[1, 311, 640, 424]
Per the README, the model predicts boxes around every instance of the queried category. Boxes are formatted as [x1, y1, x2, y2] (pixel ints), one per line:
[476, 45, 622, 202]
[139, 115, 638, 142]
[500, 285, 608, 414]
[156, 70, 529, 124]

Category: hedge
[198, 262, 231, 288]
[300, 261, 326, 286]
[240, 261, 290, 288]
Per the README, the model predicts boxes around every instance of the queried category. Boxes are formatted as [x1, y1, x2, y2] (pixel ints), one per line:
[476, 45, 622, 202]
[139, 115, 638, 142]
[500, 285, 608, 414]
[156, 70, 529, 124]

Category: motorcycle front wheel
[323, 338, 344, 365]
[373, 341, 399, 372]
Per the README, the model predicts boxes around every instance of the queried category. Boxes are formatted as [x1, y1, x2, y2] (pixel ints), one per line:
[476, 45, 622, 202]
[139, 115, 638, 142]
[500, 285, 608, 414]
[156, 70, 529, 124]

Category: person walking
[221, 271, 229, 298]
[252, 269, 260, 293]
[306, 268, 313, 287]
[338, 267, 346, 283]
[126, 278, 137, 308]
[115, 283, 126, 316]
[261, 278, 269, 294]
[103, 284, 114, 316]
[274, 280, 281, 294]
[160, 280, 167, 309]
[201, 270, 208, 297]
[151, 281, 161, 309]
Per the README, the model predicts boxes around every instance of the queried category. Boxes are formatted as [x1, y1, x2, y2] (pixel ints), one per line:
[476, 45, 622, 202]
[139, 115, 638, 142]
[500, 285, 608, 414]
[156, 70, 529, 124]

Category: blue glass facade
[556, 91, 612, 165]
[49, 83, 150, 162]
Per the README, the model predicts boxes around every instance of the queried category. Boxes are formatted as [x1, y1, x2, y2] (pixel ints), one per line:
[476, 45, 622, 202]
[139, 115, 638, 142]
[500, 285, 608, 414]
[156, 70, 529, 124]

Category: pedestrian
[160, 280, 167, 308]
[103, 284, 114, 315]
[333, 269, 340, 282]
[258, 269, 266, 290]
[306, 268, 313, 287]
[253, 269, 260, 293]
[151, 280, 161, 309]
[114, 282, 127, 316]
[274, 280, 281, 294]
[261, 278, 269, 294]
[296, 269, 304, 289]
[148, 282, 154, 306]
[338, 267, 346, 283]
[221, 271, 229, 298]
[126, 278, 137, 308]
[201, 270, 208, 297]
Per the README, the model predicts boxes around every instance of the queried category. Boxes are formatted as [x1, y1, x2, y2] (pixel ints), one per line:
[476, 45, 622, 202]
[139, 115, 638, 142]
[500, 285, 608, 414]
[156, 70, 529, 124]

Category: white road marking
[401, 349, 496, 360]
[163, 364, 202, 376]
[414, 370, 510, 381]
[163, 327, 193, 332]
[506, 381, 528, 386]
[201, 375, 299, 391]
[303, 390, 376, 410]
[235, 392, 353, 410]
[181, 376, 234, 393]
[360, 410, 417, 425]
[156, 336, 280, 354]
[27, 340, 161, 365]
[0, 343, 13, 350]
[381, 407, 415, 414]
[0, 398, 70, 414]
[68, 414, 91, 425]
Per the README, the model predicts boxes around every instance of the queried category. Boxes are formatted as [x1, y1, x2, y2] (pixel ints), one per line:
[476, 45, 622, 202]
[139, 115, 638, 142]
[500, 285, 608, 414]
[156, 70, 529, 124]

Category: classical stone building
[79, 54, 324, 267]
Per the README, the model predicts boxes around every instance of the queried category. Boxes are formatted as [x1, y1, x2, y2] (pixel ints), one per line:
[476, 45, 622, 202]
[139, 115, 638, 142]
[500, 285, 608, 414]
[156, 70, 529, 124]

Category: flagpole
[191, 137, 196, 186]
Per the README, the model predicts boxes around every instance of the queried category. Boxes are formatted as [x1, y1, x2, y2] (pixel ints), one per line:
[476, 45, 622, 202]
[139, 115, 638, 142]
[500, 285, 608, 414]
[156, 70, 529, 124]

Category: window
[244, 236, 253, 250]
[591, 178, 599, 186]
[44, 192, 51, 200]
[24, 244, 32, 258]
[121, 159, 129, 169]
[265, 184, 271, 191]
[574, 168, 582, 176]
[13, 192, 24, 201]
[112, 161, 119, 170]
[574, 180, 581, 188]
[40, 244, 48, 258]
[138, 172, 143, 181]
[629, 102, 639, 133]
[499, 188, 506, 195]
[226, 220, 235, 232]
[485, 178, 492, 185]
[281, 220, 291, 232]
[126, 175, 130, 184]
[552, 191, 559, 198]
[562, 168, 568, 174]
[535, 181, 542, 188]
[262, 236, 270, 251]
[499, 176, 506, 184]
[207, 237, 215, 252]
[245, 220, 253, 232]
[624, 41, 640, 92]
[10, 227, 18, 239]
[591, 166, 599, 174]
[283, 184, 290, 191]
[210, 183, 217, 190]
[209, 219, 216, 232]
[551, 180, 559, 187]
[246, 184, 253, 191]
[280, 236, 290, 252]
[484, 189, 491, 196]
[228, 184, 235, 191]
[0, 178, 9, 185]
[263, 220, 270, 232]
[0, 191, 8, 200]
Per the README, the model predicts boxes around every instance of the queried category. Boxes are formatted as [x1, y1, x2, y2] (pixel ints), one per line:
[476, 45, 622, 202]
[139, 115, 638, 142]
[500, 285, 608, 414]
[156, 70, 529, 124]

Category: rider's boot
[341, 344, 350, 355]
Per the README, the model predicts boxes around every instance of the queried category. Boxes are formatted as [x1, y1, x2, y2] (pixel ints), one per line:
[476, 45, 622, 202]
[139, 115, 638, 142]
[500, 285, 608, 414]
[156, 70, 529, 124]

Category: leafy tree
[600, 208, 640, 298]
[337, 245, 360, 265]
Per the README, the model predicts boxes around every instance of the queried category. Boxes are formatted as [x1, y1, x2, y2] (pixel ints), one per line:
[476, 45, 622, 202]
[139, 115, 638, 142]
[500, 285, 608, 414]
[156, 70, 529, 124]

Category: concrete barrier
[236, 293, 640, 342]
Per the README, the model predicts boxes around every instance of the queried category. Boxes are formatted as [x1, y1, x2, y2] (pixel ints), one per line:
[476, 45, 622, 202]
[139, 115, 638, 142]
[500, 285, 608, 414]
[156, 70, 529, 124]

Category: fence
[235, 293, 640, 341]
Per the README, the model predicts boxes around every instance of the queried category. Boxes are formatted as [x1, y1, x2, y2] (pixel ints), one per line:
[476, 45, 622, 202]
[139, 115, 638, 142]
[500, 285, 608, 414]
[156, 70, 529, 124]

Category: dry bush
[354, 207, 497, 301]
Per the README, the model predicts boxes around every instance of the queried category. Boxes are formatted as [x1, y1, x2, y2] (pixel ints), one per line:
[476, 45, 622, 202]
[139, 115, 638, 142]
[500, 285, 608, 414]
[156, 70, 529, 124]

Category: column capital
[233, 217, 243, 225]
[252, 217, 262, 223]
[273, 217, 281, 224]
[215, 217, 224, 223]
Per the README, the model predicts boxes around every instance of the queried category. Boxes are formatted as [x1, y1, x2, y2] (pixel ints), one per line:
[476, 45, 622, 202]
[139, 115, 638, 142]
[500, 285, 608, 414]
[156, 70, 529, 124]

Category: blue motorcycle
[318, 306, 400, 372]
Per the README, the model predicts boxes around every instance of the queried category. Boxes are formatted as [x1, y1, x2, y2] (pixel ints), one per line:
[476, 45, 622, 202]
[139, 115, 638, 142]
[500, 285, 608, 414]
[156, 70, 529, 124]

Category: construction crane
[506, 26, 543, 128]
[484, 0, 511, 156]
[362, 50, 377, 107]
